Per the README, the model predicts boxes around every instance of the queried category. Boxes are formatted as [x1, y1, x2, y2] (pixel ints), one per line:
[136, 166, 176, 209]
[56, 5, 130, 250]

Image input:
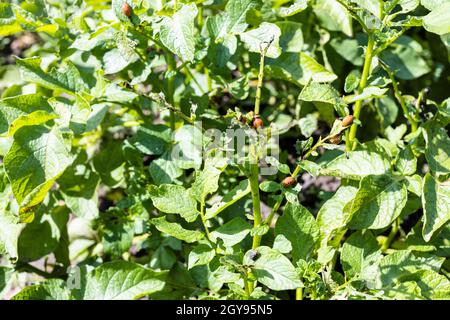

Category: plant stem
[250, 162, 262, 249]
[263, 135, 328, 227]
[347, 35, 375, 151]
[243, 273, 251, 300]
[254, 48, 267, 116]
[197, 5, 204, 27]
[205, 67, 212, 93]
[382, 218, 400, 252]
[263, 196, 282, 225]
[249, 44, 270, 250]
[184, 65, 206, 95]
[199, 202, 212, 241]
[16, 262, 66, 280]
[296, 287, 303, 300]
[166, 53, 177, 131]
[385, 67, 418, 132]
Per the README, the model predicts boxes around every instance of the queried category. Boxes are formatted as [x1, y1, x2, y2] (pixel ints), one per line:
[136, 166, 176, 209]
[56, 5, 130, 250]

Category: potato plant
[0, 0, 449, 300]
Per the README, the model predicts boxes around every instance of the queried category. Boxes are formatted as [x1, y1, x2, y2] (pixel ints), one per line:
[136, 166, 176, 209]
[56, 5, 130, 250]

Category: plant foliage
[0, 0, 449, 300]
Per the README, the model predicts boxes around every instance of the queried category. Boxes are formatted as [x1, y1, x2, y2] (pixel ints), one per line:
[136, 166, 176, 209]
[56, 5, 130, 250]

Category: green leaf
[424, 123, 450, 176]
[317, 185, 358, 243]
[265, 52, 337, 86]
[422, 173, 450, 242]
[7, 110, 57, 137]
[172, 124, 203, 170]
[220, 0, 261, 36]
[159, 3, 198, 62]
[191, 161, 224, 203]
[330, 35, 365, 66]
[320, 142, 391, 179]
[211, 217, 251, 247]
[70, 28, 115, 51]
[395, 145, 417, 175]
[376, 96, 399, 129]
[103, 48, 137, 75]
[352, 0, 383, 19]
[17, 57, 87, 94]
[340, 231, 382, 281]
[149, 151, 183, 185]
[0, 94, 54, 135]
[188, 244, 215, 269]
[229, 75, 250, 100]
[387, 0, 420, 13]
[59, 157, 100, 220]
[380, 36, 431, 80]
[276, 21, 303, 53]
[299, 82, 343, 105]
[344, 72, 360, 93]
[423, 3, 450, 35]
[93, 141, 125, 188]
[378, 250, 444, 287]
[405, 174, 422, 196]
[0, 267, 13, 298]
[243, 246, 302, 291]
[129, 125, 171, 156]
[148, 184, 198, 222]
[298, 114, 318, 138]
[313, 0, 352, 36]
[343, 86, 388, 104]
[421, 0, 450, 10]
[240, 22, 281, 58]
[346, 175, 408, 230]
[273, 234, 292, 254]
[399, 270, 450, 299]
[0, 3, 15, 25]
[150, 246, 177, 270]
[0, 210, 22, 259]
[4, 126, 73, 219]
[151, 216, 204, 243]
[275, 202, 320, 262]
[205, 179, 250, 219]
[78, 261, 167, 300]
[13, 279, 71, 300]
[277, 0, 308, 17]
[18, 206, 69, 262]
[259, 180, 280, 193]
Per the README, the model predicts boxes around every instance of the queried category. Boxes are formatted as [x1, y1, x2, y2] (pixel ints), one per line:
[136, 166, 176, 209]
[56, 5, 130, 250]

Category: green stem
[197, 5, 204, 27]
[254, 49, 267, 116]
[250, 163, 262, 249]
[184, 65, 206, 95]
[296, 287, 303, 300]
[16, 262, 66, 280]
[166, 54, 176, 131]
[147, 92, 194, 124]
[263, 197, 282, 225]
[199, 202, 212, 241]
[382, 218, 400, 252]
[205, 67, 212, 93]
[347, 35, 375, 151]
[263, 135, 327, 228]
[385, 67, 418, 132]
[243, 273, 251, 300]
